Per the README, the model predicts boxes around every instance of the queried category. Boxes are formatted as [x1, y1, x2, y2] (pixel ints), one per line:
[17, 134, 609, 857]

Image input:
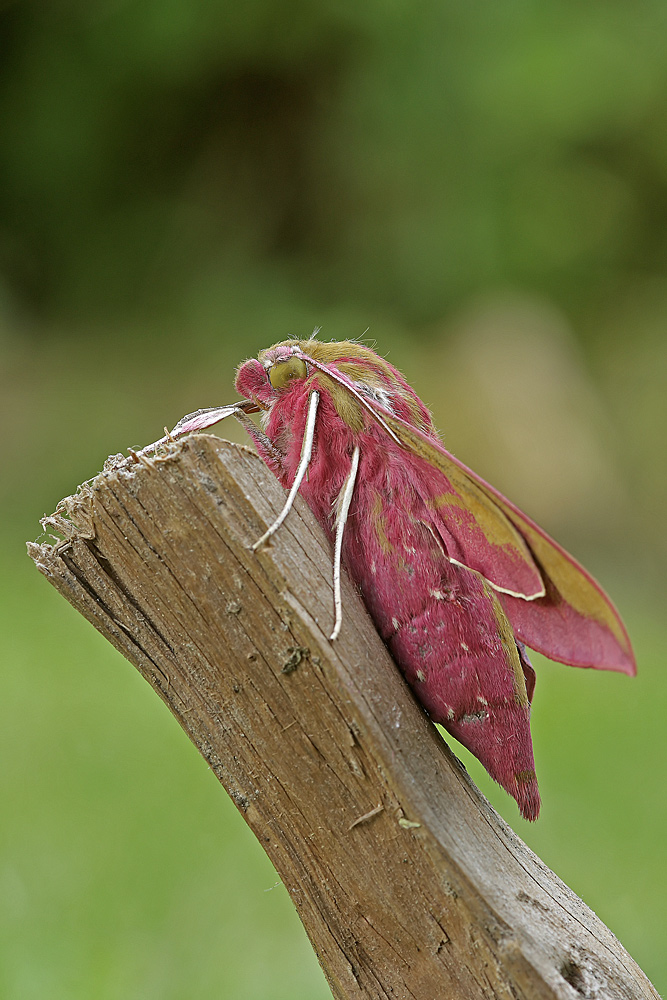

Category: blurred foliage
[2, 0, 667, 328]
[1, 1, 666, 997]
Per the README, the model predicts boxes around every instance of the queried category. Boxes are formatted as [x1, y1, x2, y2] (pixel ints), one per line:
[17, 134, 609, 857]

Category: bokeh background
[2, 2, 666, 997]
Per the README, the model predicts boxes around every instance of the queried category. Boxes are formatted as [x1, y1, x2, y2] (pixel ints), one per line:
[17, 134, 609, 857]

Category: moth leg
[330, 444, 360, 641]
[252, 391, 320, 550]
[234, 408, 287, 476]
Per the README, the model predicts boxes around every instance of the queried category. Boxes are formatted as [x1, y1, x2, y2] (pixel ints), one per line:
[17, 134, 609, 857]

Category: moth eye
[269, 357, 308, 389]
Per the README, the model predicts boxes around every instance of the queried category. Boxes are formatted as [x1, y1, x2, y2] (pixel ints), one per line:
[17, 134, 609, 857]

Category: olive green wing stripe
[382, 414, 544, 599]
[383, 412, 632, 657]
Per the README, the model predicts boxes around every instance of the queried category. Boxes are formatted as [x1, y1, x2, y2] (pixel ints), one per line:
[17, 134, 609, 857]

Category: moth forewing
[380, 409, 635, 674]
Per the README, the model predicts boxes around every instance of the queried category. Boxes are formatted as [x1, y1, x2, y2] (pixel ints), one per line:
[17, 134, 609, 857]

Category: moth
[146, 337, 636, 820]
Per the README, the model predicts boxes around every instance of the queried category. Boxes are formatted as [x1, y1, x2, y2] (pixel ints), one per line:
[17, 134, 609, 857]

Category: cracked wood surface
[27, 434, 658, 1000]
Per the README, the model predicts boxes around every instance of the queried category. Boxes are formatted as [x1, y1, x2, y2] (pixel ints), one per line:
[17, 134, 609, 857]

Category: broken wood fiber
[27, 434, 658, 1000]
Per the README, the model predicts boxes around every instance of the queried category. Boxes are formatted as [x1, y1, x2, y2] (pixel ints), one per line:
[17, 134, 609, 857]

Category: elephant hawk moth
[144, 336, 635, 820]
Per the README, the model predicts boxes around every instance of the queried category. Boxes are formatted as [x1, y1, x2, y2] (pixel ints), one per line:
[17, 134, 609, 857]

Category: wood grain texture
[28, 434, 658, 1000]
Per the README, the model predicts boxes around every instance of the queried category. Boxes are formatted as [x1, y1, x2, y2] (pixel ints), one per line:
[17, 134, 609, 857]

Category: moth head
[235, 341, 308, 407]
[268, 356, 308, 390]
[236, 338, 434, 434]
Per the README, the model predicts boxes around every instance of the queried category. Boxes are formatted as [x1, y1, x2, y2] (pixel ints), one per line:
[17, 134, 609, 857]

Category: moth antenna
[330, 444, 360, 641]
[139, 402, 252, 457]
[252, 391, 320, 550]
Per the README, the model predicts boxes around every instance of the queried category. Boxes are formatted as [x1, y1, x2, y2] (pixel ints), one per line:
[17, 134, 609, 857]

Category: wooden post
[28, 434, 658, 1000]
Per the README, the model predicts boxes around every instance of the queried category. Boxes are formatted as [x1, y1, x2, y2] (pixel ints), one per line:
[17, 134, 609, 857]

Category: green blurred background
[2, 2, 666, 996]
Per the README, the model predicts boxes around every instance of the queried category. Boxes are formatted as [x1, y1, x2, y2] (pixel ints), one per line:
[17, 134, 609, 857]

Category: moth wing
[379, 415, 545, 600]
[391, 581, 542, 821]
[297, 352, 543, 596]
[383, 413, 636, 675]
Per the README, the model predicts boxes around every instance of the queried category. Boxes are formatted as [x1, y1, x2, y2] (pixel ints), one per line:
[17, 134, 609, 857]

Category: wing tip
[608, 651, 637, 677]
[538, 645, 637, 676]
[514, 770, 541, 822]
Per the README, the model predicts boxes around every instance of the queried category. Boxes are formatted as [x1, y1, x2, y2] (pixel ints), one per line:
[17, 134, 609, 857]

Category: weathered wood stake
[27, 434, 658, 1000]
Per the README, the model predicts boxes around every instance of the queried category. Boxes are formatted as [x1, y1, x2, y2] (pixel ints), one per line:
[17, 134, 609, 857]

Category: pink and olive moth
[145, 337, 636, 820]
